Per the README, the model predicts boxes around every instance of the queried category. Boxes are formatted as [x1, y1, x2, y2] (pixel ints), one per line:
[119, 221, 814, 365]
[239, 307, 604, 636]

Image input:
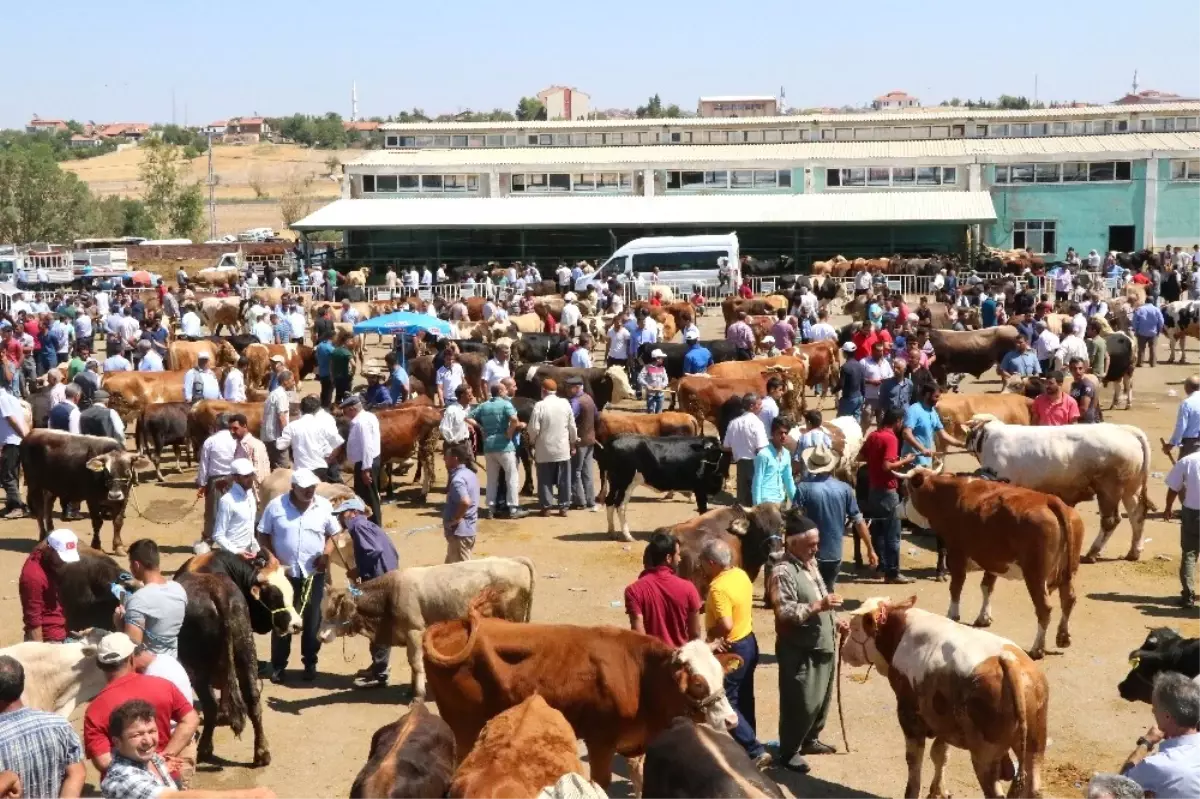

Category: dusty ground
[0, 308, 1197, 798]
[62, 143, 341, 240]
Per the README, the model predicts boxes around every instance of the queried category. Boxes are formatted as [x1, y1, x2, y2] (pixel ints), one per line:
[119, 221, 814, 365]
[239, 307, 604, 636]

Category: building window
[503, 135, 518, 146]
[442, 175, 475, 192]
[375, 175, 398, 192]
[1034, 163, 1061, 183]
[730, 170, 755, 188]
[384, 135, 399, 148]
[553, 134, 570, 146]
[912, 126, 931, 139]
[433, 136, 450, 148]
[1028, 123, 1047, 136]
[931, 126, 949, 139]
[361, 175, 375, 193]
[1171, 159, 1200, 180]
[1010, 164, 1035, 183]
[1051, 122, 1067, 136]
[942, 167, 957, 184]
[746, 130, 764, 143]
[1089, 162, 1115, 181]
[951, 124, 965, 138]
[1013, 220, 1056, 255]
[996, 161, 1130, 184]
[569, 133, 586, 146]
[1010, 123, 1028, 137]
[527, 135, 538, 146]
[397, 175, 419, 191]
[1061, 162, 1087, 182]
[777, 170, 792, 188]
[840, 168, 866, 187]
[782, 129, 800, 142]
[892, 167, 915, 185]
[867, 167, 891, 186]
[764, 130, 782, 143]
[538, 134, 552, 145]
[511, 174, 525, 191]
[835, 127, 852, 141]
[606, 133, 623, 145]
[451, 135, 468, 147]
[420, 175, 442, 191]
[587, 133, 604, 146]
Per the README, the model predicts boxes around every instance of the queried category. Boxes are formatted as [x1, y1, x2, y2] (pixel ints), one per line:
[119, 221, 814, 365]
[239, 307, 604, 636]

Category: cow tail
[513, 556, 536, 622]
[219, 607, 249, 737]
[1045, 499, 1082, 590]
[134, 410, 146, 457]
[999, 652, 1033, 799]
[1134, 427, 1156, 513]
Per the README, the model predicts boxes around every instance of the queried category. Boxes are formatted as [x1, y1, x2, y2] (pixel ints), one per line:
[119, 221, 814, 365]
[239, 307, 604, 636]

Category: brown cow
[664, 503, 785, 598]
[842, 596, 1048, 799]
[899, 470, 1083, 659]
[422, 613, 740, 789]
[928, 326, 1022, 383]
[372, 405, 443, 500]
[168, 339, 237, 372]
[465, 296, 487, 321]
[449, 695, 586, 799]
[197, 296, 243, 334]
[676, 375, 764, 433]
[720, 296, 789, 327]
[351, 703, 456, 799]
[188, 400, 265, 458]
[935, 393, 1034, 443]
[102, 371, 187, 424]
[135, 402, 193, 481]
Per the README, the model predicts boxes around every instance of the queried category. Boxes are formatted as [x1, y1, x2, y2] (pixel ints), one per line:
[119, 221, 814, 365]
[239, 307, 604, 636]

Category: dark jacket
[569, 391, 598, 447]
[80, 405, 121, 444]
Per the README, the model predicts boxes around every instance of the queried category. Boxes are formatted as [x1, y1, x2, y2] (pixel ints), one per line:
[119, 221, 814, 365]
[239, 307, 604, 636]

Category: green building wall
[1157, 159, 1200, 245]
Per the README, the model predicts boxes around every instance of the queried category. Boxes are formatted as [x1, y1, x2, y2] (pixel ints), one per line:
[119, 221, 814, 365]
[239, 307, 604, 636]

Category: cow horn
[931, 457, 945, 474]
[891, 467, 918, 480]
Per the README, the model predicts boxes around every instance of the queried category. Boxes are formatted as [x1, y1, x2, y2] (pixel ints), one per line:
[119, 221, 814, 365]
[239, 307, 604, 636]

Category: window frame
[1171, 159, 1200, 180]
[1012, 220, 1057, 256]
[375, 174, 399, 193]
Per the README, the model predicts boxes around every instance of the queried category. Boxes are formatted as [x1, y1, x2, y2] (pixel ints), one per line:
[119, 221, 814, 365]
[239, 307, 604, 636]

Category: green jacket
[772, 556, 835, 653]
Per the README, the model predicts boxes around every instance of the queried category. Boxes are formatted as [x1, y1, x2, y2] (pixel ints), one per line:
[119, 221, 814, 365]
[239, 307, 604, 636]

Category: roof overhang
[292, 192, 997, 232]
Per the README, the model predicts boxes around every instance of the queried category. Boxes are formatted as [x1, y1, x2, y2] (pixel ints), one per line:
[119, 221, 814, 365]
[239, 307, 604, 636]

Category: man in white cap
[257, 469, 339, 683]
[211, 459, 259, 558]
[261, 370, 293, 470]
[83, 632, 198, 774]
[836, 342, 866, 422]
[182, 352, 220, 403]
[198, 413, 268, 543]
[338, 394, 382, 524]
[559, 292, 581, 337]
[18, 529, 78, 642]
[335, 496, 400, 688]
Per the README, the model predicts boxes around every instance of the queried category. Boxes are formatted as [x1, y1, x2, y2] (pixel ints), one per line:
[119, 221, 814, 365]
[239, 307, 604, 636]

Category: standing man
[836, 343, 866, 422]
[624, 532, 702, 646]
[482, 342, 512, 390]
[723, 394, 768, 507]
[527, 379, 577, 517]
[276, 395, 344, 483]
[682, 332, 713, 374]
[197, 414, 269, 543]
[860, 408, 918, 584]
[769, 510, 850, 774]
[19, 531, 78, 643]
[223, 356, 247, 402]
[442, 442, 479, 563]
[1132, 297, 1165, 367]
[183, 352, 220, 402]
[757, 376, 784, 431]
[0, 655, 86, 798]
[793, 446, 876, 592]
[258, 469, 339, 683]
[1164, 447, 1200, 608]
[1165, 375, 1200, 460]
[998, 334, 1042, 383]
[315, 331, 335, 408]
[752, 416, 796, 507]
[261, 371, 293, 470]
[120, 540, 188, 659]
[467, 383, 526, 520]
[1031, 372, 1081, 426]
[48, 384, 83, 435]
[137, 340, 164, 372]
[0, 381, 27, 518]
[338, 395, 382, 524]
[211, 459, 260, 557]
[566, 376, 598, 512]
[901, 383, 963, 577]
[700, 539, 769, 768]
[336, 497, 400, 689]
[726, 312, 756, 361]
[79, 390, 124, 445]
[331, 334, 354, 404]
[860, 340, 893, 430]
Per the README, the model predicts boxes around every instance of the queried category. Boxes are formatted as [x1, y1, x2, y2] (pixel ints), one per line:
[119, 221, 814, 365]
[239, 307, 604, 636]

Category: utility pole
[207, 132, 216, 240]
[171, 88, 176, 126]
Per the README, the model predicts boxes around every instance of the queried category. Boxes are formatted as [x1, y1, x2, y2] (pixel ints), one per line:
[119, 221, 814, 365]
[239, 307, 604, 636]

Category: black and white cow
[1103, 332, 1135, 410]
[636, 340, 739, 382]
[597, 435, 728, 542]
[1118, 627, 1199, 703]
[1162, 300, 1200, 364]
[512, 333, 571, 365]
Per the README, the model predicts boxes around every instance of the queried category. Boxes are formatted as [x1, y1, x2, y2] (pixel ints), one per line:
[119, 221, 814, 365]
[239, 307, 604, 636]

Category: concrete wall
[1156, 159, 1200, 246]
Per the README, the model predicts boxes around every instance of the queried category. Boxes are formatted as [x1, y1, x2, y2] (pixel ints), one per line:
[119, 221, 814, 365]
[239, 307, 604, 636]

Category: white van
[575, 233, 738, 293]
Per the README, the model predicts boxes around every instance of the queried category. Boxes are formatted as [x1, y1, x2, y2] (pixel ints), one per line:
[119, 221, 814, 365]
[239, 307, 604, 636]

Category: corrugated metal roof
[292, 192, 997, 231]
[378, 102, 1200, 132]
[347, 132, 1200, 170]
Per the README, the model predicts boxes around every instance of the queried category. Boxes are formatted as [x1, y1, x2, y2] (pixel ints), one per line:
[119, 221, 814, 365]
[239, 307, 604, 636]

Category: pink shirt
[1033, 393, 1080, 426]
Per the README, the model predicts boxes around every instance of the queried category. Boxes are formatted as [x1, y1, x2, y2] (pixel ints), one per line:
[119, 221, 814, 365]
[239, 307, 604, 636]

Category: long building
[293, 102, 1200, 269]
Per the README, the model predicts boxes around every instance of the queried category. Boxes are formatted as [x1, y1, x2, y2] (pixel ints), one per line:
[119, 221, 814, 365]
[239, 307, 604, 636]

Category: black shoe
[353, 674, 388, 689]
[507, 508, 530, 519]
[886, 574, 916, 585]
[801, 740, 837, 755]
[269, 669, 288, 685]
[1183, 594, 1197, 608]
[302, 665, 317, 681]
[784, 754, 811, 774]
[480, 508, 493, 520]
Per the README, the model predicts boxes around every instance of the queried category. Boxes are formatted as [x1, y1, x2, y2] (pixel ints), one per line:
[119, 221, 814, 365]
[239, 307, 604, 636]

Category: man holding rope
[768, 509, 850, 775]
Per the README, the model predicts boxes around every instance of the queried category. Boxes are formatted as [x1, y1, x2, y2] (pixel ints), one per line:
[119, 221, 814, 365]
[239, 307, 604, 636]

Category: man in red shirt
[624, 532, 702, 648]
[851, 324, 878, 362]
[859, 408, 918, 584]
[19, 532, 78, 642]
[1032, 371, 1081, 426]
[83, 632, 198, 774]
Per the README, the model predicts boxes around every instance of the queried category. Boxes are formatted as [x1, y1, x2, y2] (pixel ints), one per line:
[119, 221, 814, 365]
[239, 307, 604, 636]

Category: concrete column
[1143, 157, 1159, 250]
[642, 168, 655, 197]
[487, 171, 501, 197]
[967, 163, 982, 192]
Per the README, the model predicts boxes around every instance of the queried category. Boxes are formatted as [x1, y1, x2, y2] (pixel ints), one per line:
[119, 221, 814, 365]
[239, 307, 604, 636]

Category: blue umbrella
[352, 311, 452, 338]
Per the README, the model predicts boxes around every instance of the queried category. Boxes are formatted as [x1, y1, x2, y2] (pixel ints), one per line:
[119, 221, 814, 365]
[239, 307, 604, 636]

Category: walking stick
[836, 628, 851, 754]
[1160, 437, 1177, 465]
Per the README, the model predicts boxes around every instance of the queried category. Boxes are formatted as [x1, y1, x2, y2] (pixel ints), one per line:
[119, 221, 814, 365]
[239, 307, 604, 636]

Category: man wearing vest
[72, 358, 101, 411]
[48, 385, 84, 521]
[79, 390, 125, 445]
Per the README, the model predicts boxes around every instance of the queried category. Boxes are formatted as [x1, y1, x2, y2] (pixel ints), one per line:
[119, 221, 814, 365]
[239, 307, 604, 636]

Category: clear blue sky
[5, 0, 1199, 129]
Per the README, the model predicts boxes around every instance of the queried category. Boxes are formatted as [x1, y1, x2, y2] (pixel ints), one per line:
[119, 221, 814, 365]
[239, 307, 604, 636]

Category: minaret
[1132, 70, 1139, 96]
[351, 81, 359, 122]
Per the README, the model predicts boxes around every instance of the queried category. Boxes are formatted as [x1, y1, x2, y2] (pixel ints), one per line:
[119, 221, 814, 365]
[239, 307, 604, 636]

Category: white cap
[231, 458, 254, 476]
[685, 331, 699, 341]
[564, 292, 577, 302]
[651, 349, 666, 359]
[842, 342, 857, 354]
[197, 351, 211, 360]
[762, 336, 775, 343]
[291, 469, 320, 488]
[96, 632, 136, 664]
[270, 355, 285, 363]
[47, 529, 80, 563]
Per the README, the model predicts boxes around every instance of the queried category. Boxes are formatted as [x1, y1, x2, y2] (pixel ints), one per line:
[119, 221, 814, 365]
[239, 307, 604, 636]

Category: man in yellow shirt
[701, 538, 770, 768]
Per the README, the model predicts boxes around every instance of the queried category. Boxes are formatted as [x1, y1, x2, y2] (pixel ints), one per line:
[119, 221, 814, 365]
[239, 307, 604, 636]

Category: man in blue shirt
[315, 332, 335, 408]
[1165, 375, 1200, 460]
[626, 312, 644, 398]
[335, 496, 399, 688]
[682, 333, 713, 374]
[980, 294, 998, 328]
[793, 444, 876, 591]
[1120, 672, 1200, 798]
[1131, 299, 1165, 367]
[879, 357, 913, 417]
[467, 383, 527, 520]
[386, 352, 410, 405]
[1015, 311, 1036, 343]
[836, 343, 865, 421]
[998, 335, 1042, 383]
[901, 384, 963, 579]
[752, 417, 796, 507]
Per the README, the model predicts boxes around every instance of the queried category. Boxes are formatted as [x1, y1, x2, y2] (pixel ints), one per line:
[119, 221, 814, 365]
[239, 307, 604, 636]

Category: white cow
[964, 415, 1151, 561]
[317, 556, 536, 699]
[786, 415, 864, 483]
[0, 630, 107, 717]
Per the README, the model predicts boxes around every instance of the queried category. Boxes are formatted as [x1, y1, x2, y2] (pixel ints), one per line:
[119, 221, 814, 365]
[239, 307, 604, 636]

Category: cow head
[694, 439, 727, 495]
[250, 556, 303, 636]
[729, 503, 786, 570]
[1118, 627, 1188, 703]
[672, 639, 739, 730]
[606, 365, 636, 403]
[891, 463, 943, 529]
[86, 451, 153, 502]
[841, 595, 918, 673]
[317, 586, 361, 643]
[961, 414, 999, 456]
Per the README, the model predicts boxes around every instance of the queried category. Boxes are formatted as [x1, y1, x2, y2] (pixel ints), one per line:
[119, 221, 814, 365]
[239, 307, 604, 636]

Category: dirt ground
[1, 307, 1197, 798]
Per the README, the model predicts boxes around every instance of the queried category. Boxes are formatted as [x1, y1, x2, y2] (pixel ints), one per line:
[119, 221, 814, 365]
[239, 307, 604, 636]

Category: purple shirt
[344, 514, 399, 580]
[726, 321, 755, 349]
[770, 320, 795, 349]
[443, 465, 480, 537]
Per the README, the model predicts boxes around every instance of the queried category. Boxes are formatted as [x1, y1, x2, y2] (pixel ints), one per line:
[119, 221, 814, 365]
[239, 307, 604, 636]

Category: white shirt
[723, 413, 768, 462]
[436, 363, 464, 400]
[346, 410, 380, 467]
[223, 367, 245, 401]
[0, 389, 25, 446]
[212, 483, 259, 555]
[286, 310, 307, 340]
[560, 303, 581, 329]
[528, 394, 578, 463]
[103, 355, 131, 373]
[420, 269, 432, 287]
[183, 368, 220, 401]
[253, 320, 273, 344]
[1071, 313, 1087, 337]
[1057, 334, 1089, 365]
[682, 323, 700, 341]
[1034, 330, 1061, 361]
[95, 292, 110, 316]
[261, 386, 290, 441]
[139, 351, 164, 372]
[571, 348, 592, 368]
[757, 396, 779, 431]
[63, 405, 81, 435]
[440, 402, 470, 443]
[258, 492, 339, 578]
[277, 413, 344, 470]
[385, 271, 398, 289]
[854, 271, 872, 291]
[799, 293, 819, 318]
[482, 358, 511, 388]
[861, 357, 893, 400]
[405, 269, 419, 288]
[607, 326, 631, 360]
[181, 311, 201, 338]
[197, 429, 254, 484]
[144, 653, 194, 702]
[49, 383, 66, 406]
[609, 295, 625, 315]
[1167, 452, 1200, 510]
[809, 322, 838, 342]
[639, 319, 659, 345]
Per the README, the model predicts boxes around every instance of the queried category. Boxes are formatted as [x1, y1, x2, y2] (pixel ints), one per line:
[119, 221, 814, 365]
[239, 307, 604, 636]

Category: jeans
[570, 445, 595, 508]
[1136, 335, 1157, 367]
[868, 488, 902, 578]
[484, 451, 520, 511]
[537, 461, 570, 510]
[645, 392, 664, 414]
[724, 634, 764, 758]
[1181, 507, 1199, 600]
[837, 394, 864, 424]
[335, 376, 352, 404]
[354, 458, 382, 525]
[817, 559, 841, 593]
[0, 444, 22, 511]
[270, 573, 326, 672]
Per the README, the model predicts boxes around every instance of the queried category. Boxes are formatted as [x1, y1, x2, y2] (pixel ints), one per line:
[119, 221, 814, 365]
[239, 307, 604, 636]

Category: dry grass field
[62, 142, 343, 238]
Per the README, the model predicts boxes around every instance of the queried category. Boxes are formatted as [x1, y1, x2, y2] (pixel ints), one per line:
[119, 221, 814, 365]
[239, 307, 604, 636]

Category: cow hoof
[197, 746, 215, 764]
[615, 530, 634, 543]
[973, 616, 993, 628]
[1080, 553, 1099, 564]
[1124, 550, 1142, 562]
[1028, 648, 1045, 661]
[253, 751, 271, 768]
[1056, 632, 1072, 648]
[111, 545, 126, 557]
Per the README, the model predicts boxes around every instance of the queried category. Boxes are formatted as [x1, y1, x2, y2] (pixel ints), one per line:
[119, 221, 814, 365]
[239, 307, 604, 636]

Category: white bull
[317, 557, 536, 699]
[964, 415, 1151, 562]
[0, 630, 107, 716]
[786, 415, 864, 482]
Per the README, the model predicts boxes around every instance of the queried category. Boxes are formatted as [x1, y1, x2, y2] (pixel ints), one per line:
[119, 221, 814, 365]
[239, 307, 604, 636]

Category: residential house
[26, 116, 69, 134]
[68, 134, 104, 149]
[227, 117, 271, 136]
[99, 122, 150, 142]
[873, 91, 920, 110]
[201, 120, 228, 136]
[1113, 89, 1199, 105]
[344, 120, 381, 139]
[537, 86, 591, 120]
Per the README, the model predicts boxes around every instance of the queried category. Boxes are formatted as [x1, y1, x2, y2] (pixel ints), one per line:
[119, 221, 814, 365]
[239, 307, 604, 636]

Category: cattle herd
[0, 257, 1196, 799]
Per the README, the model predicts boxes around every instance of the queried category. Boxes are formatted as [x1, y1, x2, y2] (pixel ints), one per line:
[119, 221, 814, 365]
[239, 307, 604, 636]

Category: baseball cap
[651, 349, 666, 359]
[197, 351, 211, 360]
[96, 632, 137, 664]
[92, 389, 109, 402]
[47, 529, 80, 563]
[842, 342, 857, 354]
[685, 331, 699, 341]
[230, 458, 254, 476]
[335, 497, 367, 514]
[340, 394, 362, 408]
[565, 375, 584, 387]
[291, 469, 320, 488]
[270, 355, 285, 363]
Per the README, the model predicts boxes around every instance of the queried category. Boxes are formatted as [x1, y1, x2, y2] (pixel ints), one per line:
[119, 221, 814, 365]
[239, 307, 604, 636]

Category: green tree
[88, 196, 156, 238]
[636, 94, 664, 118]
[138, 138, 203, 238]
[0, 144, 94, 242]
[393, 108, 430, 123]
[515, 96, 546, 121]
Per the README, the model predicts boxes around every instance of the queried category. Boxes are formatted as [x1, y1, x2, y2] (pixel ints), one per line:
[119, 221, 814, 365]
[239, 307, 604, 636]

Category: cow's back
[0, 641, 106, 717]
[351, 703, 455, 799]
[643, 718, 784, 799]
[404, 557, 535, 629]
[983, 422, 1146, 499]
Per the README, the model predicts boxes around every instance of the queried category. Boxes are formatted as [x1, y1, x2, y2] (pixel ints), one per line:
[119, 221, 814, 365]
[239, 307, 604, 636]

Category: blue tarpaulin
[352, 311, 451, 338]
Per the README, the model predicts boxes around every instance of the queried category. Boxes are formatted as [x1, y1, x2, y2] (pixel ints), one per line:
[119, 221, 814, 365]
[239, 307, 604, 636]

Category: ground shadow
[266, 682, 414, 715]
[769, 767, 886, 798]
[194, 753, 260, 771]
[0, 537, 36, 554]
[556, 531, 645, 544]
[1089, 591, 1200, 620]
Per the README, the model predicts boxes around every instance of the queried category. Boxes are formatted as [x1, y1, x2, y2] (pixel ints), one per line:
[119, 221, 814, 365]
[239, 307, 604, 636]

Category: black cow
[1118, 627, 1199, 703]
[135, 402, 193, 481]
[175, 571, 271, 767]
[454, 340, 491, 358]
[207, 333, 259, 354]
[351, 703, 456, 799]
[513, 364, 633, 411]
[637, 340, 737, 381]
[642, 718, 785, 798]
[513, 333, 570, 365]
[178, 549, 302, 637]
[39, 540, 133, 633]
[28, 384, 54, 429]
[20, 429, 151, 553]
[1102, 332, 1135, 409]
[597, 435, 728, 541]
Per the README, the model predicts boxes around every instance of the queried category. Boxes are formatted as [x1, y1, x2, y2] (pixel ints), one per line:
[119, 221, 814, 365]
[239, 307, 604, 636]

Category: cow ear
[249, 585, 261, 600]
[85, 457, 107, 473]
